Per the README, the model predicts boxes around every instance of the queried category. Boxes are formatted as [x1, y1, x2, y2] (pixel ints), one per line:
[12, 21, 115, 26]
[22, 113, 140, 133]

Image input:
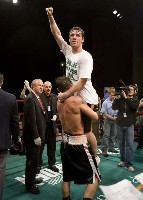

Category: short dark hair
[0, 73, 4, 87]
[55, 76, 72, 92]
[69, 26, 84, 38]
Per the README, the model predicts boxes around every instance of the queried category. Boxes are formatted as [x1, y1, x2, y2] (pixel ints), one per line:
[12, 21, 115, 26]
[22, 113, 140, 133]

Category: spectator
[23, 79, 47, 194]
[0, 72, 20, 199]
[136, 98, 143, 149]
[39, 81, 59, 172]
[100, 87, 118, 157]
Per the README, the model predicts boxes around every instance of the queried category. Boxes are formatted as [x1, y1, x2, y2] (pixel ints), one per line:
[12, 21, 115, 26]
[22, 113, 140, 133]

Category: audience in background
[136, 98, 143, 149]
[102, 89, 109, 102]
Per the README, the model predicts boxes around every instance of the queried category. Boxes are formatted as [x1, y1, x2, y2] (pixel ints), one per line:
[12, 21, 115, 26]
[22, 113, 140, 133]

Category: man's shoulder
[51, 93, 57, 98]
[40, 92, 46, 99]
[67, 95, 82, 104]
[102, 98, 109, 105]
[24, 93, 35, 102]
[80, 50, 92, 59]
[0, 89, 16, 99]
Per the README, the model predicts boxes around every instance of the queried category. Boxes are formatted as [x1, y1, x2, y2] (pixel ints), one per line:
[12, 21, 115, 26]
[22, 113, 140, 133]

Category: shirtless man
[55, 76, 101, 200]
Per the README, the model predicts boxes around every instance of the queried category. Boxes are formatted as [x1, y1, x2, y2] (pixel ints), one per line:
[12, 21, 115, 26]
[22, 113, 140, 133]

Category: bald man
[40, 81, 59, 172]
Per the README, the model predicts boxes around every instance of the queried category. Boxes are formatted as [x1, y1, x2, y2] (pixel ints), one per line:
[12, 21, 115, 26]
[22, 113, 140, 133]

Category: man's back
[0, 88, 19, 149]
[57, 95, 84, 135]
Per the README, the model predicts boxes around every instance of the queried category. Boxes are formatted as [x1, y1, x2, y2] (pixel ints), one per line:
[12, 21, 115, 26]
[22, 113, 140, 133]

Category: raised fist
[24, 80, 30, 90]
[45, 7, 53, 16]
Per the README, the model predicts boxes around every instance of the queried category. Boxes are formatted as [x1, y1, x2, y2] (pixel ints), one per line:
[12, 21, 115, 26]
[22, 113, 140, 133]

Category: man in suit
[0, 72, 20, 199]
[40, 81, 59, 172]
[23, 79, 47, 194]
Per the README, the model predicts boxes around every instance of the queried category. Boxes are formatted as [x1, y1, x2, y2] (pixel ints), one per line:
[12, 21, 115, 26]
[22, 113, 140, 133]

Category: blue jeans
[0, 150, 8, 200]
[117, 125, 134, 167]
[102, 119, 117, 149]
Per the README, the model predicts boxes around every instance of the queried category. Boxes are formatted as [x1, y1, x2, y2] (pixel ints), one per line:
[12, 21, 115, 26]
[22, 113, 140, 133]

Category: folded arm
[58, 78, 87, 102]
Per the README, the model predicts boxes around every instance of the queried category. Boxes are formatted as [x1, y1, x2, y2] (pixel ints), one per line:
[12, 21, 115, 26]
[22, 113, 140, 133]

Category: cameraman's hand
[121, 90, 127, 99]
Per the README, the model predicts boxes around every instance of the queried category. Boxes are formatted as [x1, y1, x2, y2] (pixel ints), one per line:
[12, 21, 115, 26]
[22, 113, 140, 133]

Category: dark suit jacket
[0, 88, 19, 150]
[40, 92, 57, 133]
[23, 92, 47, 144]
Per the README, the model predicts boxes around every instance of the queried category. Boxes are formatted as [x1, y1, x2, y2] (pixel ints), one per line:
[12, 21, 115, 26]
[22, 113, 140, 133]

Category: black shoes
[25, 178, 43, 194]
[35, 177, 43, 184]
[49, 165, 59, 172]
[26, 185, 40, 194]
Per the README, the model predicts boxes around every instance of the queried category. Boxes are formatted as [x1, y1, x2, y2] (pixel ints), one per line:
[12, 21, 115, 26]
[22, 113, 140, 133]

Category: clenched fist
[45, 7, 53, 16]
[24, 80, 30, 90]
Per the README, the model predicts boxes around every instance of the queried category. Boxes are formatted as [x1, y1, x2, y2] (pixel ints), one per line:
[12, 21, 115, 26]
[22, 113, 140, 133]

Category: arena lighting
[113, 10, 117, 15]
[13, 0, 18, 3]
[112, 9, 122, 19]
[60, 62, 65, 67]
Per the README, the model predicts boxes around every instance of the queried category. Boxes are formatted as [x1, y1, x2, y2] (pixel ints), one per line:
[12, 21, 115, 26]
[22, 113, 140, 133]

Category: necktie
[38, 97, 45, 113]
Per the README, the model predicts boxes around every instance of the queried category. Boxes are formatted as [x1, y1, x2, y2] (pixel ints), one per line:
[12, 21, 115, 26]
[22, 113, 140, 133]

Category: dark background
[0, 0, 143, 98]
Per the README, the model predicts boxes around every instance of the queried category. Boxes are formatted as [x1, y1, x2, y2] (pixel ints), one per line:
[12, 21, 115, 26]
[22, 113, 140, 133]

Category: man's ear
[82, 37, 84, 43]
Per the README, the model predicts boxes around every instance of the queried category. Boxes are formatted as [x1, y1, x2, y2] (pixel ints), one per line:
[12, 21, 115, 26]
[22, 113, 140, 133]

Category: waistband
[63, 133, 88, 145]
[64, 131, 84, 136]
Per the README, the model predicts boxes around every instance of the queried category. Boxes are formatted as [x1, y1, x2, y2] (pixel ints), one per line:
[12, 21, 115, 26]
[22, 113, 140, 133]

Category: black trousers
[39, 122, 56, 167]
[46, 122, 56, 166]
[25, 143, 41, 188]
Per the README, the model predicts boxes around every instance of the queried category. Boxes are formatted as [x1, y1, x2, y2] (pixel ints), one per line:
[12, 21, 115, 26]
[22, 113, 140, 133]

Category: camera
[114, 80, 138, 96]
[115, 86, 130, 96]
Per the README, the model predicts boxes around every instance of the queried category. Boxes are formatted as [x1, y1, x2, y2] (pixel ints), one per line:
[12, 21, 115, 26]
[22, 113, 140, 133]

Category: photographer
[112, 85, 139, 172]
